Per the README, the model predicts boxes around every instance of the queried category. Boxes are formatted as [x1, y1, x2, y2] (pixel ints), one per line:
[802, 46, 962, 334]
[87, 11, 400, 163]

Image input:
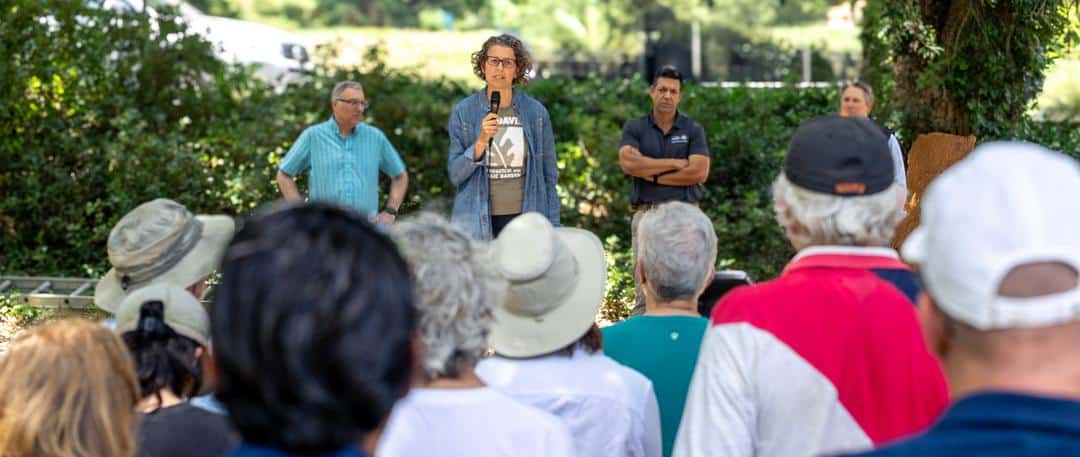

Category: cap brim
[488, 227, 606, 358]
[900, 226, 928, 266]
[94, 215, 234, 312]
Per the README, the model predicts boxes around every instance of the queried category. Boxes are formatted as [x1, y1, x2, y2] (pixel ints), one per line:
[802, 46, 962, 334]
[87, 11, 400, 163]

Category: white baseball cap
[902, 142, 1080, 330]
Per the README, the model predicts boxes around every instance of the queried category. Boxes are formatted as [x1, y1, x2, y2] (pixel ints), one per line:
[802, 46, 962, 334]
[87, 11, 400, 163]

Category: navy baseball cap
[784, 115, 894, 196]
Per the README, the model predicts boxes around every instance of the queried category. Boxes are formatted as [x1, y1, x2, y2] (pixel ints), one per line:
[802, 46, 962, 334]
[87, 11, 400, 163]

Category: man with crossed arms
[619, 66, 710, 315]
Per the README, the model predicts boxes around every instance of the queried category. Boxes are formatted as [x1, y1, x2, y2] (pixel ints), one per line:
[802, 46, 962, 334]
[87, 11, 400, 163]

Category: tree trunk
[891, 0, 974, 136]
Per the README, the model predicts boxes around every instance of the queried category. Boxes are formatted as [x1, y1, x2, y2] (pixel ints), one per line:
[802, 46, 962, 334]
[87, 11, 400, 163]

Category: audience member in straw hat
[377, 214, 574, 457]
[95, 198, 234, 311]
[212, 203, 415, 457]
[675, 115, 947, 457]
[0, 318, 140, 457]
[841, 143, 1080, 457]
[602, 201, 715, 457]
[95, 198, 234, 418]
[476, 212, 662, 457]
[115, 284, 237, 457]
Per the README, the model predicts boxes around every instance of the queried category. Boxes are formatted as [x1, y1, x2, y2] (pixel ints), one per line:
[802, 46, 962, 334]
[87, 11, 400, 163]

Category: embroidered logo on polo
[671, 134, 689, 144]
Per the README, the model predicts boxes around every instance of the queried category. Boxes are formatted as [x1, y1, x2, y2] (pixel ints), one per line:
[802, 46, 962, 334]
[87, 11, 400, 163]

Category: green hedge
[4, 1, 1079, 319]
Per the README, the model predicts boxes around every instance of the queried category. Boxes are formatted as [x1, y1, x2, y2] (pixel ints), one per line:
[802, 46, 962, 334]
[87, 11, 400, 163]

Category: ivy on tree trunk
[861, 0, 1078, 142]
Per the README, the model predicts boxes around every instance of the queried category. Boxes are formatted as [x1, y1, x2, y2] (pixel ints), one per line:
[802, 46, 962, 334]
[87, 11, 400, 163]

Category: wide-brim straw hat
[488, 213, 606, 358]
[95, 199, 234, 312]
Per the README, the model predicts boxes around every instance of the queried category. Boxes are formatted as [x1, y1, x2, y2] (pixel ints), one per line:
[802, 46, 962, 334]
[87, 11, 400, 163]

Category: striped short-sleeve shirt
[279, 117, 406, 217]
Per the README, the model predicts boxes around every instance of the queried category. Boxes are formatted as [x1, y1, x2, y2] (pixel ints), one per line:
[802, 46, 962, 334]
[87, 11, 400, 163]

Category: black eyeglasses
[485, 57, 517, 69]
[336, 98, 368, 109]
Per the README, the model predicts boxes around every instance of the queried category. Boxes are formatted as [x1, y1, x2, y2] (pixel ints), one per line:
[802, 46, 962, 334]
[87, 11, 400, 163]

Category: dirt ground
[0, 315, 19, 355]
[0, 308, 109, 355]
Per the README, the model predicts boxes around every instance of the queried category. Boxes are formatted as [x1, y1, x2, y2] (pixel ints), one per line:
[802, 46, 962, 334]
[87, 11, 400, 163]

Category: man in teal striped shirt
[276, 81, 409, 223]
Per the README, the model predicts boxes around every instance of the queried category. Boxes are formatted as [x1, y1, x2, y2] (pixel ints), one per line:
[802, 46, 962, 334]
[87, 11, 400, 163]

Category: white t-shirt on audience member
[477, 348, 663, 457]
[376, 386, 574, 457]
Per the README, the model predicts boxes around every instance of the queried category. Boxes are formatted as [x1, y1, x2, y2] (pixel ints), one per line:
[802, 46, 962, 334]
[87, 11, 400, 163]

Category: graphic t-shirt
[488, 106, 527, 215]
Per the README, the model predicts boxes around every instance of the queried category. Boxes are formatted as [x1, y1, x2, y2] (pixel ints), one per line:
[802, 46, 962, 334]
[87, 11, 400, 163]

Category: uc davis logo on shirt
[671, 134, 689, 144]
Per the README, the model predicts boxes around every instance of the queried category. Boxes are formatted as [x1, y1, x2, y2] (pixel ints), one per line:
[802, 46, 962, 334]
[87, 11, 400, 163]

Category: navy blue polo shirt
[871, 268, 922, 304]
[840, 392, 1080, 457]
[620, 112, 709, 205]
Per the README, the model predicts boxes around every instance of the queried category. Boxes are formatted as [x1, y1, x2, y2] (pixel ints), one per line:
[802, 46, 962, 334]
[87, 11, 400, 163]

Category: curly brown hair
[471, 34, 533, 86]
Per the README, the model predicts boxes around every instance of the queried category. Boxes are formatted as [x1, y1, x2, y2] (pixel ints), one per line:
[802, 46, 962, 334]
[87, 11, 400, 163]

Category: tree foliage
[319, 0, 488, 26]
[488, 0, 642, 59]
[862, 0, 1080, 140]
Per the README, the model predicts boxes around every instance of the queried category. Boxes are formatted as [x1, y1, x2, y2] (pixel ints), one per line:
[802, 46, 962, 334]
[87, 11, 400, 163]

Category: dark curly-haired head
[471, 34, 533, 86]
[212, 203, 416, 455]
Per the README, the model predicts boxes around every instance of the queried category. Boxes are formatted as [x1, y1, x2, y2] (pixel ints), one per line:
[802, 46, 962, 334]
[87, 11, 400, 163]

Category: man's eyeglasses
[336, 98, 368, 109]
[485, 57, 517, 69]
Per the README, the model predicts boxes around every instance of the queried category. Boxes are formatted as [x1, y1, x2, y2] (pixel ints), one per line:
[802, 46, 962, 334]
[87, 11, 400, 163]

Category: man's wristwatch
[383, 206, 398, 216]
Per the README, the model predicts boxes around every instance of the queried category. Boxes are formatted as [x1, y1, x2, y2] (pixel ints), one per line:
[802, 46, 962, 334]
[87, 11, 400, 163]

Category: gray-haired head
[841, 80, 875, 106]
[638, 202, 718, 302]
[390, 213, 507, 382]
[772, 173, 905, 248]
[330, 80, 364, 104]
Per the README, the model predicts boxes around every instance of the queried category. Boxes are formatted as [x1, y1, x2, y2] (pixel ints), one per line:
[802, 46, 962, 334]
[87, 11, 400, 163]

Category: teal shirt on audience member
[279, 117, 406, 217]
[602, 315, 708, 457]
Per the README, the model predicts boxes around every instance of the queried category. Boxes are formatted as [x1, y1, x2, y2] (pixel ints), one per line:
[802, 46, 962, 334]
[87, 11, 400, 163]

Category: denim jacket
[447, 88, 560, 240]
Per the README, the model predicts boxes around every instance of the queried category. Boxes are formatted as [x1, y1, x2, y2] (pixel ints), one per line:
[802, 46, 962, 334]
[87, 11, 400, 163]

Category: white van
[102, 0, 314, 88]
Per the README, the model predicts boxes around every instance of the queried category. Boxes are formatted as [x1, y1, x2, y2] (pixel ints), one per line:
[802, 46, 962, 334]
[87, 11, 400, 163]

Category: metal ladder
[0, 276, 98, 310]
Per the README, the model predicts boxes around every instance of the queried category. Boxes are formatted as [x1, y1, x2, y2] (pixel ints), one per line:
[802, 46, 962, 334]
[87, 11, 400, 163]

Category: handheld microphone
[486, 91, 501, 157]
[489, 91, 501, 114]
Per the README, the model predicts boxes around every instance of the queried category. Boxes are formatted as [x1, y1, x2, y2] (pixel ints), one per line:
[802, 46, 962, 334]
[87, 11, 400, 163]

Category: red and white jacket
[674, 246, 948, 457]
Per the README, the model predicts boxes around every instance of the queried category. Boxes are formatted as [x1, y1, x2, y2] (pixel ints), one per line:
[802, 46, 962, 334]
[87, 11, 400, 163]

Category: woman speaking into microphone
[447, 34, 559, 239]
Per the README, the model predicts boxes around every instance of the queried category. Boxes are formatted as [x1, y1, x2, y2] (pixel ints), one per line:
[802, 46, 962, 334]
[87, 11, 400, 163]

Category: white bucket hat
[95, 199, 234, 312]
[114, 283, 211, 347]
[488, 213, 606, 358]
[902, 142, 1080, 330]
